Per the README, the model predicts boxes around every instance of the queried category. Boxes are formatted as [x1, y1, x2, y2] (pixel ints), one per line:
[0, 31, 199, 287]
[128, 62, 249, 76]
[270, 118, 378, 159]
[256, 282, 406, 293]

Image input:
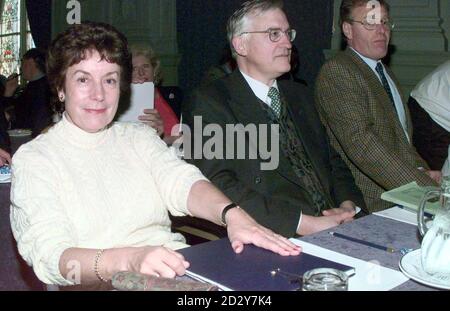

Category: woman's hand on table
[225, 207, 302, 256]
[121, 246, 189, 279]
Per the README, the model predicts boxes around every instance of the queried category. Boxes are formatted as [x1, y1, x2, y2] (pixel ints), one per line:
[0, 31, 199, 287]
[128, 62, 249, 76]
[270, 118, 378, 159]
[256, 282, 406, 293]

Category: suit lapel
[226, 71, 269, 126]
[345, 48, 411, 144]
[345, 49, 395, 116]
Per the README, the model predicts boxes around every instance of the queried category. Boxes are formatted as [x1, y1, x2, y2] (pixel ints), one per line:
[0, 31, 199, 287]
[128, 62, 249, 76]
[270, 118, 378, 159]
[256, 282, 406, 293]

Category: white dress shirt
[240, 70, 279, 108]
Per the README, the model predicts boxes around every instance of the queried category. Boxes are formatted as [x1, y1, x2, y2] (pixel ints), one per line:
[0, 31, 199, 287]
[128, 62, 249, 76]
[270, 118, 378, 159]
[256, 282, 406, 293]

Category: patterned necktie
[375, 62, 395, 107]
[267, 87, 282, 118]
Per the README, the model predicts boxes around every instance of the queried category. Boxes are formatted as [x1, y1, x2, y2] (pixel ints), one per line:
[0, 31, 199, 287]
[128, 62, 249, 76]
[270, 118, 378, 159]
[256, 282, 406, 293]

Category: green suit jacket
[183, 70, 366, 237]
[315, 48, 435, 212]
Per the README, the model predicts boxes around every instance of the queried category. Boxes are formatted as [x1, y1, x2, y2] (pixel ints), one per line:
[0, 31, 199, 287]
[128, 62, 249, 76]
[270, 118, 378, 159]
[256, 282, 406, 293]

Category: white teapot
[418, 177, 450, 277]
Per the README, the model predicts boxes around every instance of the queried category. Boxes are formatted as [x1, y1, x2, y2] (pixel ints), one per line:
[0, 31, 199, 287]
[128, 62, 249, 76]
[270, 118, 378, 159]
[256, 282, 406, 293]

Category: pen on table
[329, 231, 395, 253]
[397, 205, 434, 218]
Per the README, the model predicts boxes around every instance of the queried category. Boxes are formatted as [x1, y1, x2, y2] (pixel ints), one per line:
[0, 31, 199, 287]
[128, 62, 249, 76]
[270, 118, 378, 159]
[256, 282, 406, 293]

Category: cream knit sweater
[10, 114, 207, 285]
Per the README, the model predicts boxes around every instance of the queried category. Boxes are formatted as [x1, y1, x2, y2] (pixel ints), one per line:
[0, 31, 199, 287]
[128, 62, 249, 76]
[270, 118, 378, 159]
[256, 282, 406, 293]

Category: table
[1, 134, 43, 290]
[299, 213, 437, 291]
[0, 183, 43, 290]
[0, 135, 441, 292]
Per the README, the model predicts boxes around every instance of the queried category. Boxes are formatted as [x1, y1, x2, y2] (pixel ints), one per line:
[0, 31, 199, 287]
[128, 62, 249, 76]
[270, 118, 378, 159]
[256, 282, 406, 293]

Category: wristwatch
[220, 203, 239, 226]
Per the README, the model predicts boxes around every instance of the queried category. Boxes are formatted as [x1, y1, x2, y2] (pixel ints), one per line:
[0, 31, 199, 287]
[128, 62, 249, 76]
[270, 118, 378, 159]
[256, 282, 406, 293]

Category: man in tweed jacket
[315, 0, 440, 212]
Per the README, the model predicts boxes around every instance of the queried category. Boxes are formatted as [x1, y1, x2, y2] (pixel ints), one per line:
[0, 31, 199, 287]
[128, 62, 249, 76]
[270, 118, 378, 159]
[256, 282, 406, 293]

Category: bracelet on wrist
[94, 249, 108, 283]
[220, 202, 240, 226]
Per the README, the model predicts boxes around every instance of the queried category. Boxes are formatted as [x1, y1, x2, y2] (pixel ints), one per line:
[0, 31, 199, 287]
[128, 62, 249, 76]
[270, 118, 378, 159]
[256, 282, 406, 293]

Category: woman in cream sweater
[9, 22, 300, 289]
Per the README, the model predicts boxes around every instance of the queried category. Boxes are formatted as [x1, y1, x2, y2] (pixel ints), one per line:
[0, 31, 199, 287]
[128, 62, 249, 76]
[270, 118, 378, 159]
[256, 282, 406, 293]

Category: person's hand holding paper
[138, 108, 164, 136]
[118, 82, 163, 135]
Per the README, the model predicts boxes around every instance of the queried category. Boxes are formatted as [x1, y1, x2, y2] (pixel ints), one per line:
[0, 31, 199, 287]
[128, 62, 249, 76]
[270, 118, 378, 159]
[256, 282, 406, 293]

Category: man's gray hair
[226, 0, 284, 58]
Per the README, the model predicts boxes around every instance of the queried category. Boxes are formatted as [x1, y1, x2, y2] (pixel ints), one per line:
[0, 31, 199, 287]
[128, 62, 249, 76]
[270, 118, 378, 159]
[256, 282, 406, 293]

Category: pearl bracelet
[94, 249, 108, 283]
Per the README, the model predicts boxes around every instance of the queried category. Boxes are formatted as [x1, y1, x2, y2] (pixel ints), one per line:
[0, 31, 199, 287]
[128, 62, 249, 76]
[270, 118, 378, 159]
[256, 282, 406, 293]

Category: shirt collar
[240, 70, 278, 104]
[350, 47, 380, 72]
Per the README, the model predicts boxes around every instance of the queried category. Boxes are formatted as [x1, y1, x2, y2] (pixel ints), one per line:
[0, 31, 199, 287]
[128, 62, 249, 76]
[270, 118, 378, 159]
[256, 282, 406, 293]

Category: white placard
[373, 206, 418, 226]
[118, 82, 154, 122]
[290, 239, 409, 291]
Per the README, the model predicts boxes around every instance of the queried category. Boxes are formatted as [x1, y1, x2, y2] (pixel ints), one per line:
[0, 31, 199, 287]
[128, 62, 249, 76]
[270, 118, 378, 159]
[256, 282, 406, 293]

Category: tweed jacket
[314, 48, 435, 212]
[182, 70, 366, 237]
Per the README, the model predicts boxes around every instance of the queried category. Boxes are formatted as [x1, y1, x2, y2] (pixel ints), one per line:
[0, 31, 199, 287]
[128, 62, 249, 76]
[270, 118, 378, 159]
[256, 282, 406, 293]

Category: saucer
[0, 174, 11, 183]
[399, 249, 450, 289]
[0, 167, 11, 183]
[8, 129, 32, 137]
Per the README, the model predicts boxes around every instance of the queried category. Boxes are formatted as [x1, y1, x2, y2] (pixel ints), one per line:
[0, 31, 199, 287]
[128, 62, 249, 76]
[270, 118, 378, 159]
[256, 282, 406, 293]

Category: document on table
[290, 239, 409, 291]
[373, 206, 418, 226]
[381, 182, 439, 215]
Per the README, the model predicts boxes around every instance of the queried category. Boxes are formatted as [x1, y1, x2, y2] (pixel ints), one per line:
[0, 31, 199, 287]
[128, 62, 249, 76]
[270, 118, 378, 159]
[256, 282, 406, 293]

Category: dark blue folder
[179, 238, 355, 291]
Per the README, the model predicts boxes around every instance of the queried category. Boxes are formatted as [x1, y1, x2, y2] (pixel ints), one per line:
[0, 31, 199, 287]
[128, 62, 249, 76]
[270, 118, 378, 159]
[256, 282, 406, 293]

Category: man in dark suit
[314, 0, 439, 212]
[1, 48, 52, 138]
[183, 0, 366, 237]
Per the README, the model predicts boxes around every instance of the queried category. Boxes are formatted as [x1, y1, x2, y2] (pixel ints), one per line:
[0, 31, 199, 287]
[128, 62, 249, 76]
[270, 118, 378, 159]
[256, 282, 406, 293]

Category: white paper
[118, 82, 154, 122]
[290, 239, 409, 291]
[373, 206, 418, 226]
[184, 271, 231, 291]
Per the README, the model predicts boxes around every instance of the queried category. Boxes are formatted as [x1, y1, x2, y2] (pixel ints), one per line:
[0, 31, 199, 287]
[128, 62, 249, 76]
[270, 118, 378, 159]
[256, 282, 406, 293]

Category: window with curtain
[0, 0, 34, 77]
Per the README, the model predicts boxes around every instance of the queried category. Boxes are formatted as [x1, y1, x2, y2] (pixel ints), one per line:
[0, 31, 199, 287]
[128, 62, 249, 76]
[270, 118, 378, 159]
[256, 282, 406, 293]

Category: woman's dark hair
[47, 21, 132, 98]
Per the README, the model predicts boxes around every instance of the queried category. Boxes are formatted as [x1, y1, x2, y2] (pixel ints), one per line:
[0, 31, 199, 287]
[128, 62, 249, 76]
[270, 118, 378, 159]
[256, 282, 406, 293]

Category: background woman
[131, 44, 181, 145]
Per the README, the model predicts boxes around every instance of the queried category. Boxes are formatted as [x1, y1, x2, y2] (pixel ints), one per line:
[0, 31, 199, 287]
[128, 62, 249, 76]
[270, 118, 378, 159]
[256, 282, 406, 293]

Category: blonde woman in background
[131, 44, 181, 145]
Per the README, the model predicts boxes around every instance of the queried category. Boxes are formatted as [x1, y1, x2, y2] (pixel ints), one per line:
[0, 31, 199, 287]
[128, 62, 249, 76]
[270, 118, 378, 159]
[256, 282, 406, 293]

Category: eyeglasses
[349, 18, 395, 31]
[239, 28, 296, 42]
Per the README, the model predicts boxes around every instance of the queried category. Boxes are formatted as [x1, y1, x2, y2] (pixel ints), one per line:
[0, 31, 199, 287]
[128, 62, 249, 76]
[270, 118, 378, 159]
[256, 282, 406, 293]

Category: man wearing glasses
[183, 0, 366, 237]
[315, 0, 440, 213]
